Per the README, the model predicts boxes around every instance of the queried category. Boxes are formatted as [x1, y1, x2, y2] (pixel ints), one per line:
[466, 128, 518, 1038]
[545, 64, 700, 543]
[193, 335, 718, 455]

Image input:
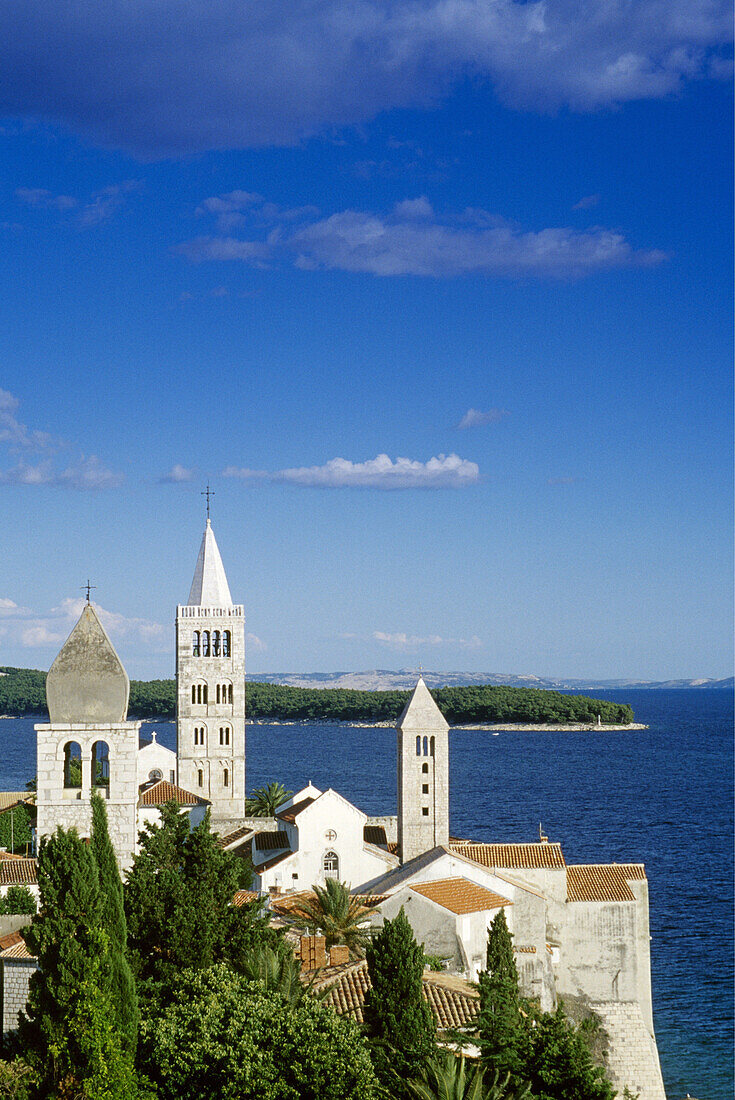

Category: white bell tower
[397, 677, 450, 863]
[176, 505, 245, 820]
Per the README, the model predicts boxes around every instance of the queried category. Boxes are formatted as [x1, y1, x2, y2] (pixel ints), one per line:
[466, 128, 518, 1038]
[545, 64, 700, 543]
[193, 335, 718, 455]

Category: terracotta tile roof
[232, 890, 260, 907]
[277, 797, 315, 823]
[386, 841, 399, 855]
[514, 945, 537, 954]
[566, 864, 646, 903]
[138, 780, 209, 807]
[217, 824, 256, 849]
[254, 830, 290, 852]
[0, 858, 37, 885]
[253, 847, 293, 871]
[0, 851, 25, 861]
[449, 841, 566, 870]
[0, 933, 34, 960]
[0, 793, 34, 813]
[315, 960, 479, 1029]
[363, 825, 387, 846]
[410, 878, 512, 915]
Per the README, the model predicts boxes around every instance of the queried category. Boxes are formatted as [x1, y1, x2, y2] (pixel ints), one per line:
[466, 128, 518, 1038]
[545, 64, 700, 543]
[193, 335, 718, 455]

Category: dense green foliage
[408, 1053, 529, 1100]
[289, 879, 372, 958]
[0, 886, 37, 915]
[90, 795, 139, 1056]
[18, 827, 138, 1099]
[0, 665, 634, 724]
[476, 910, 530, 1081]
[364, 907, 437, 1094]
[0, 802, 34, 855]
[524, 1009, 615, 1100]
[124, 803, 278, 993]
[141, 964, 381, 1100]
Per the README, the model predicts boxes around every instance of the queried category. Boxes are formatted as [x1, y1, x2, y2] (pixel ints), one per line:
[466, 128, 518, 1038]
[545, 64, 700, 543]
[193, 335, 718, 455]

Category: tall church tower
[35, 602, 140, 871]
[176, 516, 245, 820]
[397, 677, 450, 863]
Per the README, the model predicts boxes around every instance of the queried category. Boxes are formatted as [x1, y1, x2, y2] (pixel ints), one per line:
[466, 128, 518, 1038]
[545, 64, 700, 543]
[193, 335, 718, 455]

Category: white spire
[187, 519, 233, 606]
[397, 676, 449, 731]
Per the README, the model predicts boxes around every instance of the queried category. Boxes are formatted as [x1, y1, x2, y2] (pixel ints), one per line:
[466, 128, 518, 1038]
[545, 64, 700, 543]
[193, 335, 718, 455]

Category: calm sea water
[2, 689, 732, 1099]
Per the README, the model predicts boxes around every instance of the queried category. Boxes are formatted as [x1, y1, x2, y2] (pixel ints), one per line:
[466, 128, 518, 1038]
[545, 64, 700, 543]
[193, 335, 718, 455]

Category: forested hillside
[0, 666, 634, 724]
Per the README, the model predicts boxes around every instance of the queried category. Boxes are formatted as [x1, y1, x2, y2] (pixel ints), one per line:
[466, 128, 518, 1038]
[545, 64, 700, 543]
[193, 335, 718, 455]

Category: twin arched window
[194, 726, 206, 746]
[191, 683, 209, 705]
[191, 630, 231, 658]
[219, 726, 230, 746]
[415, 736, 436, 757]
[215, 683, 233, 704]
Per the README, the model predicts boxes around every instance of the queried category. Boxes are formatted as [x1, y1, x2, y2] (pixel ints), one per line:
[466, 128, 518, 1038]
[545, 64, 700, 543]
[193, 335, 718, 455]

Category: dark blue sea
[2, 689, 732, 1099]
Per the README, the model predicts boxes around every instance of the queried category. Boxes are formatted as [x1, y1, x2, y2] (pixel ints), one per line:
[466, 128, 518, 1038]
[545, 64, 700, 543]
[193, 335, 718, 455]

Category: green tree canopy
[526, 1007, 616, 1100]
[289, 879, 372, 958]
[363, 907, 436, 1095]
[244, 780, 292, 816]
[476, 909, 530, 1081]
[18, 827, 138, 1099]
[141, 963, 380, 1100]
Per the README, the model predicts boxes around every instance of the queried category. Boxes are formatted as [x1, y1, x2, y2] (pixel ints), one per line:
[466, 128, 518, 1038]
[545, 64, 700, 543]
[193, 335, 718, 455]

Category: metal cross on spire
[81, 579, 96, 604]
[201, 483, 215, 520]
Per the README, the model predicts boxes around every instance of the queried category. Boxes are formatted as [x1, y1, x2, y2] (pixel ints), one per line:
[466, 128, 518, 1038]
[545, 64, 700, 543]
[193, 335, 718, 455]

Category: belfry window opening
[202, 631, 210, 657]
[63, 742, 82, 789]
[92, 740, 110, 788]
[192, 631, 201, 657]
[212, 630, 221, 656]
[223, 631, 231, 657]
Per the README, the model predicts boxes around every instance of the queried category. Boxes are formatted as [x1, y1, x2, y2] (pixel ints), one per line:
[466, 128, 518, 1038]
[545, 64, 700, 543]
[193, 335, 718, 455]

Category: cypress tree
[476, 908, 530, 1080]
[18, 826, 137, 1098]
[363, 907, 436, 1094]
[90, 793, 139, 1055]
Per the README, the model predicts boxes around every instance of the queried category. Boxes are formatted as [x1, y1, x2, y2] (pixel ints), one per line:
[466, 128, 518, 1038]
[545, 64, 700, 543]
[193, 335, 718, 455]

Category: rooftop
[138, 779, 210, 807]
[277, 796, 316, 823]
[0, 858, 38, 886]
[566, 864, 646, 903]
[410, 877, 512, 915]
[187, 519, 233, 606]
[449, 841, 566, 870]
[0, 931, 34, 960]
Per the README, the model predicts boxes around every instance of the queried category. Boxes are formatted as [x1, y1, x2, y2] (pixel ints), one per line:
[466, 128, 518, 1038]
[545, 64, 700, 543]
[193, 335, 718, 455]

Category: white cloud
[0, 456, 123, 490]
[160, 464, 194, 483]
[373, 631, 482, 650]
[21, 625, 66, 647]
[184, 197, 667, 280]
[222, 455, 479, 488]
[0, 388, 57, 452]
[573, 194, 601, 210]
[1, 1, 730, 154]
[246, 632, 266, 651]
[78, 180, 142, 227]
[1, 596, 166, 652]
[457, 408, 510, 429]
[0, 598, 28, 617]
[15, 188, 76, 211]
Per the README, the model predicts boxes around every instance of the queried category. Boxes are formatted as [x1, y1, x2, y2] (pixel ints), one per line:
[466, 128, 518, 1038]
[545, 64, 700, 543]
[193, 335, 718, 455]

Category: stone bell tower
[397, 676, 450, 863]
[176, 513, 245, 819]
[35, 601, 140, 871]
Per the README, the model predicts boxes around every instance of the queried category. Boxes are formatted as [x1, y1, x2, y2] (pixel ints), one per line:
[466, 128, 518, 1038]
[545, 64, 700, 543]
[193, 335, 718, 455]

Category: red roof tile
[277, 797, 315, 823]
[232, 890, 260, 907]
[254, 830, 290, 851]
[449, 841, 566, 869]
[0, 858, 37, 885]
[566, 864, 646, 903]
[138, 780, 209, 807]
[410, 878, 512, 915]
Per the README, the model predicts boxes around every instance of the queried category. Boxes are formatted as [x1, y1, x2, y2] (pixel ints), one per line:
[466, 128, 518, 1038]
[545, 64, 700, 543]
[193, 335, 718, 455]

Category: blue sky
[0, 1, 732, 680]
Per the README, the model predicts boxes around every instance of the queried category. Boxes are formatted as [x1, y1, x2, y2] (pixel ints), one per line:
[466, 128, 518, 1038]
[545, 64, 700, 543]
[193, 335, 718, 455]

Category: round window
[324, 829, 337, 841]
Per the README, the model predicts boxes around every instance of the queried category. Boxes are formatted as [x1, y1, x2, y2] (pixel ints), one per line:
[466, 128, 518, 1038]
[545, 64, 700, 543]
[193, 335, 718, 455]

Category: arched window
[219, 727, 230, 746]
[223, 631, 231, 657]
[198, 769, 203, 787]
[148, 768, 163, 782]
[422, 762, 429, 774]
[92, 740, 109, 787]
[63, 742, 82, 788]
[423, 736, 428, 756]
[191, 685, 196, 704]
[212, 630, 221, 656]
[202, 631, 210, 657]
[430, 736, 435, 757]
[216, 684, 221, 704]
[194, 726, 206, 747]
[203, 684, 208, 704]
[223, 769, 229, 787]
[196, 684, 202, 704]
[323, 851, 339, 879]
[228, 684, 233, 704]
[192, 631, 201, 657]
[416, 735, 421, 756]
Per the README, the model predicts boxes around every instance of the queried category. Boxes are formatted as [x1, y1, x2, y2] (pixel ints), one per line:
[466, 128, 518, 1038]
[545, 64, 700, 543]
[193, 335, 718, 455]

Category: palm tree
[289, 879, 372, 958]
[240, 943, 327, 1005]
[408, 1052, 530, 1100]
[244, 781, 292, 817]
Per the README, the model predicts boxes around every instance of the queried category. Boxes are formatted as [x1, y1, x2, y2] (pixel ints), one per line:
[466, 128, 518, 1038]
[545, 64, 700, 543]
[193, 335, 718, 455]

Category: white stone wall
[397, 724, 449, 863]
[591, 1001, 667, 1100]
[1, 959, 37, 1036]
[35, 721, 140, 871]
[137, 736, 177, 787]
[176, 605, 245, 819]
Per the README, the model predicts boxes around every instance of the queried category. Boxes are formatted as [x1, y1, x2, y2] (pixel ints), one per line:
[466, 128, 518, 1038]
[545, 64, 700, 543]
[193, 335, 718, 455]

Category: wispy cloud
[373, 631, 483, 650]
[1, 1, 729, 154]
[457, 408, 510, 429]
[0, 596, 166, 651]
[246, 632, 266, 651]
[160, 464, 195, 483]
[15, 187, 76, 211]
[573, 194, 601, 210]
[0, 390, 123, 489]
[0, 456, 123, 490]
[223, 453, 480, 490]
[181, 196, 667, 279]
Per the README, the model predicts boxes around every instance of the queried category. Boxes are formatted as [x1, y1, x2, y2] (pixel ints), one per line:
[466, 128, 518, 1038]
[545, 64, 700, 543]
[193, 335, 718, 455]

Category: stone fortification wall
[1, 959, 37, 1036]
[591, 1001, 667, 1100]
[365, 815, 397, 843]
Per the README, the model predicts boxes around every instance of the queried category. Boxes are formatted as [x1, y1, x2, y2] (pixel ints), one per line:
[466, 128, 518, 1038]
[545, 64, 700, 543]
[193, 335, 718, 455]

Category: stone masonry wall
[591, 1000, 667, 1100]
[1, 959, 37, 1036]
